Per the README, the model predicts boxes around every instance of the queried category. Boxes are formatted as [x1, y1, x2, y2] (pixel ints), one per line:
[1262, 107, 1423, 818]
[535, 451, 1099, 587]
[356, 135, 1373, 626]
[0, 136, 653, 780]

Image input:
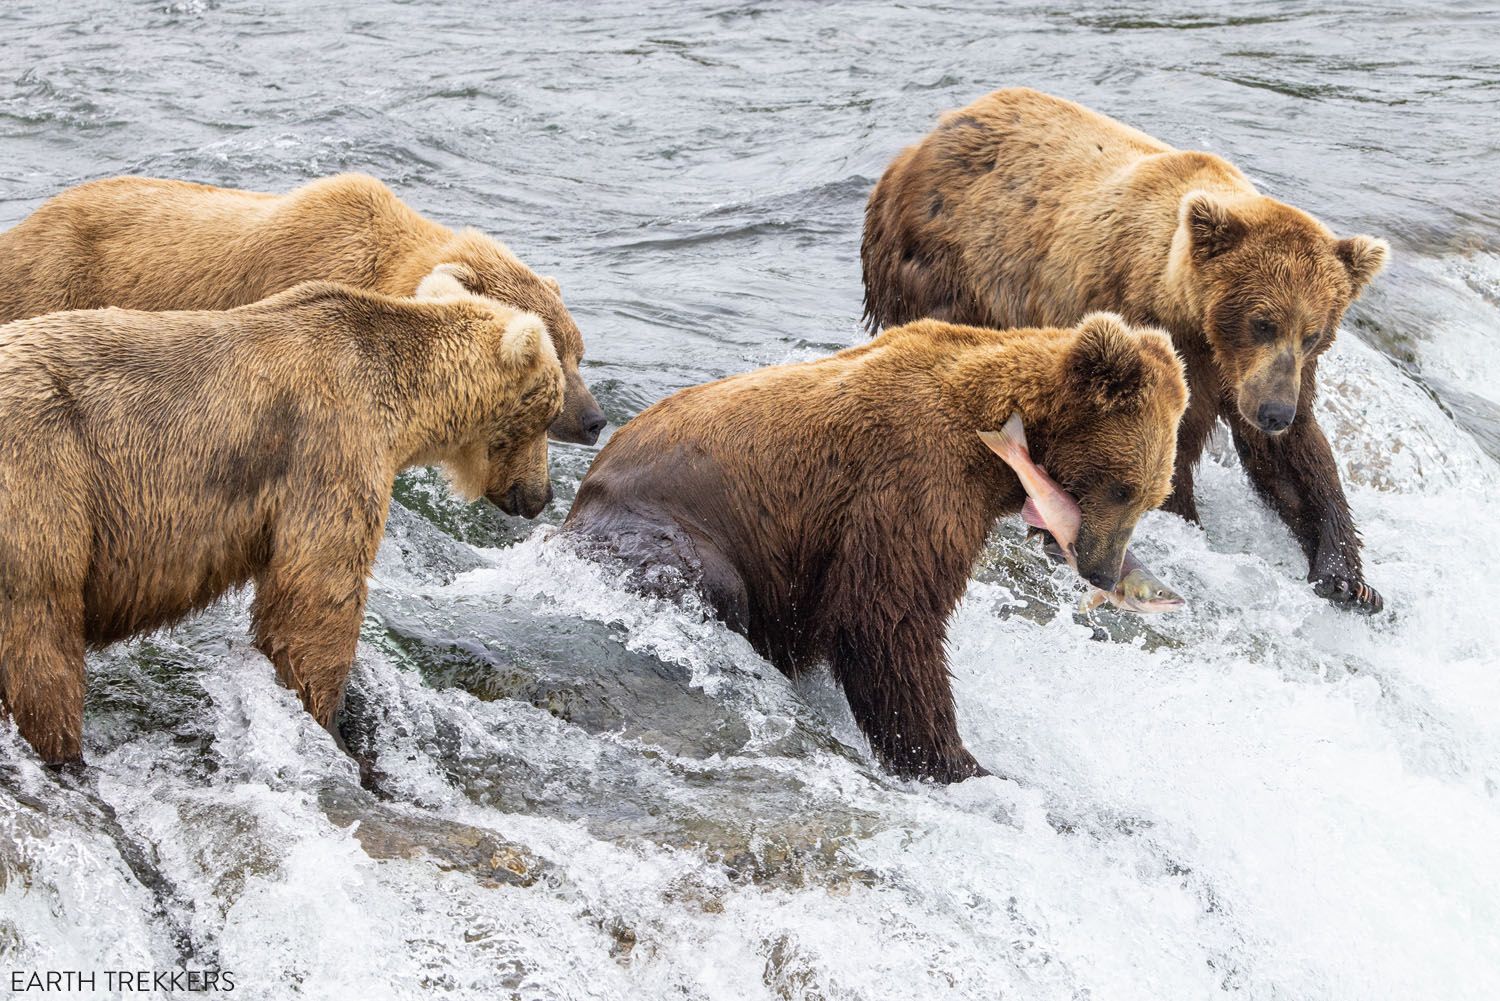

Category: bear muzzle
[492, 481, 554, 519]
[1074, 528, 1127, 592]
[548, 372, 607, 445]
[1085, 568, 1118, 591]
[1254, 400, 1296, 434]
[1236, 350, 1301, 436]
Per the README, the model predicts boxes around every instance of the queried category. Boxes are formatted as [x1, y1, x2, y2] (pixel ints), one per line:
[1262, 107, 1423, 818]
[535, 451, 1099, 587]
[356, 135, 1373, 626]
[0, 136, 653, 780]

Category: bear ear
[540, 275, 562, 297]
[1180, 190, 1247, 263]
[1067, 312, 1147, 409]
[1334, 234, 1389, 294]
[1135, 327, 1189, 412]
[499, 311, 557, 369]
[416, 262, 481, 300]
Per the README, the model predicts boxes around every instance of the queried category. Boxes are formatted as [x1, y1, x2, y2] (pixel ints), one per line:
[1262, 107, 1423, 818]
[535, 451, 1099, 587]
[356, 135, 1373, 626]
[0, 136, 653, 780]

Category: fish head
[1116, 570, 1185, 613]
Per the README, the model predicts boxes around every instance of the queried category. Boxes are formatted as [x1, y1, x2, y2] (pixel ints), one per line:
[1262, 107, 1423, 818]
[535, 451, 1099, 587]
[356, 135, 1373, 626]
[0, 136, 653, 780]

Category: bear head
[418, 264, 566, 518]
[1174, 190, 1388, 435]
[429, 229, 606, 445]
[1033, 312, 1189, 589]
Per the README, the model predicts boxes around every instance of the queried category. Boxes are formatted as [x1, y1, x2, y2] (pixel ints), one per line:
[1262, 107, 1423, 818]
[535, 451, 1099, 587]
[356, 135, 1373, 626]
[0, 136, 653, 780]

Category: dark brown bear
[565, 313, 1188, 782]
[862, 88, 1390, 611]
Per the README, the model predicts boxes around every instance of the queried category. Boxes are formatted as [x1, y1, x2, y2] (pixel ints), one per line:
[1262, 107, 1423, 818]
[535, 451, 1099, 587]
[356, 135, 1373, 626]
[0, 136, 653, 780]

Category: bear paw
[1313, 574, 1384, 614]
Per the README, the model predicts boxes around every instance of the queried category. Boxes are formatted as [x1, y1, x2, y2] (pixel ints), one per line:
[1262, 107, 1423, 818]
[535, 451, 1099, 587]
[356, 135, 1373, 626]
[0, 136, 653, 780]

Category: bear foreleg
[827, 619, 986, 784]
[1161, 458, 1202, 525]
[1225, 397, 1381, 613]
[251, 566, 370, 735]
[1161, 362, 1223, 525]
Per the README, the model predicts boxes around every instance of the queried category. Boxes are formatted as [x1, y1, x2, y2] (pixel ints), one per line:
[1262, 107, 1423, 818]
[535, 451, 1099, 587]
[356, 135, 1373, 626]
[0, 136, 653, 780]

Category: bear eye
[1109, 483, 1133, 505]
[1250, 318, 1278, 342]
[1301, 329, 1322, 350]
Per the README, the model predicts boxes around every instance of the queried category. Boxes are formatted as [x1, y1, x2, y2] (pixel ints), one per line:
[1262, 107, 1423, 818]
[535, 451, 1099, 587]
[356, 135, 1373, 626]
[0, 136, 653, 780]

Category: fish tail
[999, 411, 1028, 454]
[976, 429, 1013, 461]
[977, 412, 1028, 462]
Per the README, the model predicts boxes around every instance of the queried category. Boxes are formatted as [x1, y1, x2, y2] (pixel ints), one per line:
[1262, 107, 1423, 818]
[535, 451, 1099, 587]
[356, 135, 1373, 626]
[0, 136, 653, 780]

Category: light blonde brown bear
[0, 172, 606, 444]
[0, 271, 562, 763]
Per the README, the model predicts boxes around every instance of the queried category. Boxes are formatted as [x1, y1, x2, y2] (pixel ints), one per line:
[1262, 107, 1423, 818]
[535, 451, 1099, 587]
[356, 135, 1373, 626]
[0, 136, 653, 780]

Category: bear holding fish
[0, 87, 1387, 783]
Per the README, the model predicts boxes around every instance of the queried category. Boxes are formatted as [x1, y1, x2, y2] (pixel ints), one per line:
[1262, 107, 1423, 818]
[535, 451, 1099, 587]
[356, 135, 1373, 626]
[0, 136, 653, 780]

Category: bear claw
[1313, 575, 1383, 614]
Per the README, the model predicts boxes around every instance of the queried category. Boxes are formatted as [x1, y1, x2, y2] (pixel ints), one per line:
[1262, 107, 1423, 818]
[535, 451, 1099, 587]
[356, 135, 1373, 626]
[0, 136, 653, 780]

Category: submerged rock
[361, 584, 854, 764]
[346, 587, 887, 890]
[318, 783, 545, 889]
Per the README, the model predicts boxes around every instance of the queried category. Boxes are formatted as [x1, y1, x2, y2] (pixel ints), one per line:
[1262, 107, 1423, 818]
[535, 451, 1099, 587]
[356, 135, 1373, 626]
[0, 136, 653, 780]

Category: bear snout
[577, 404, 609, 445]
[494, 480, 554, 519]
[1255, 400, 1296, 434]
[1085, 569, 1118, 591]
[548, 372, 607, 445]
[1075, 527, 1128, 592]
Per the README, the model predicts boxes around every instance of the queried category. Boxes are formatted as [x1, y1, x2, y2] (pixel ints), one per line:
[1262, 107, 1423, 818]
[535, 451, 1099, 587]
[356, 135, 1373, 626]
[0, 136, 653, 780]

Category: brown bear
[862, 87, 1390, 612]
[0, 172, 605, 445]
[564, 312, 1188, 782]
[0, 271, 564, 764]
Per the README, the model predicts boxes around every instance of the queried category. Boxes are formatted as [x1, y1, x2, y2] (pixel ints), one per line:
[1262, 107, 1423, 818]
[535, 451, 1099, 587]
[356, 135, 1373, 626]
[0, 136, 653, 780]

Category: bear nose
[1256, 402, 1295, 433]
[502, 482, 553, 519]
[582, 409, 607, 445]
[1086, 570, 1117, 591]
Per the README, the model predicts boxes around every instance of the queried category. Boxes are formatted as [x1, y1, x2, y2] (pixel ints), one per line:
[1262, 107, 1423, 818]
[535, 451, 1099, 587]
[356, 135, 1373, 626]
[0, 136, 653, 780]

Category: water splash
[3, 2, 1499, 998]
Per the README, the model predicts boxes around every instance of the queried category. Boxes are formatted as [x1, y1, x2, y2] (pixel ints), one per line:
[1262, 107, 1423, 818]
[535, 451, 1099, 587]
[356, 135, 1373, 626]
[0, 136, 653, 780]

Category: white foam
[4, 269, 1499, 999]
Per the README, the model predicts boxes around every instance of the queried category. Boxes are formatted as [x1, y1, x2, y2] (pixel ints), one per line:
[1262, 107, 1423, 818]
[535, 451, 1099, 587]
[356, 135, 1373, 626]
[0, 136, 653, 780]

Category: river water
[2, 2, 1499, 999]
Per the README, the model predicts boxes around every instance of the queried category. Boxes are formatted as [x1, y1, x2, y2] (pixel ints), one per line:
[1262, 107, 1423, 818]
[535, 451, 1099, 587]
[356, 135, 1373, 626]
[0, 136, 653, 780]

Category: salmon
[980, 412, 1184, 615]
